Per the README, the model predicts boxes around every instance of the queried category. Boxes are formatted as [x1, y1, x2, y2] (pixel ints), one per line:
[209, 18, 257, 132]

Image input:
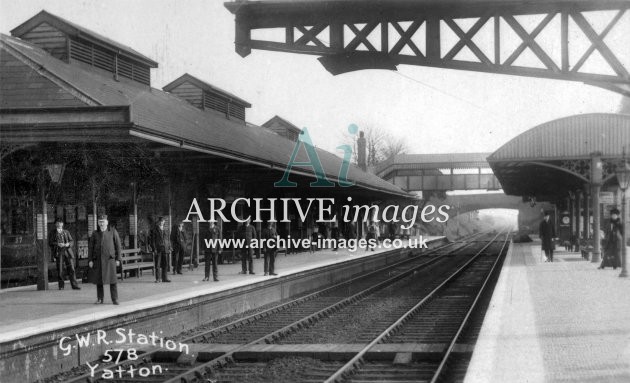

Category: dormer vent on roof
[262, 115, 302, 142]
[10, 10, 158, 86]
[163, 74, 251, 123]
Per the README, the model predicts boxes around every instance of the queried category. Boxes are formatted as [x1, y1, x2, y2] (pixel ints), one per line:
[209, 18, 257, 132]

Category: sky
[0, 0, 626, 156]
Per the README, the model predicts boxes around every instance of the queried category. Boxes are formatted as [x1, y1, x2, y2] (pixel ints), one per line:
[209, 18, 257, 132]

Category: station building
[488, 113, 630, 258]
[0, 11, 413, 288]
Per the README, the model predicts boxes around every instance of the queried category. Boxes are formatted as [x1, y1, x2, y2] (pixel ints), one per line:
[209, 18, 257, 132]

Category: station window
[1, 198, 34, 236]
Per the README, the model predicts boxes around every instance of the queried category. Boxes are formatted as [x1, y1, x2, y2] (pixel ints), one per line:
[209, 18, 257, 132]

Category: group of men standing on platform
[146, 216, 280, 283]
[50, 214, 123, 304]
[48, 214, 282, 305]
[230, 219, 279, 277]
[146, 216, 183, 283]
[539, 207, 625, 269]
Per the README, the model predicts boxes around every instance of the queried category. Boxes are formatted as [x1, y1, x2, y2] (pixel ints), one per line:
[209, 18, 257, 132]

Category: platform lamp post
[37, 163, 66, 290]
[616, 154, 630, 278]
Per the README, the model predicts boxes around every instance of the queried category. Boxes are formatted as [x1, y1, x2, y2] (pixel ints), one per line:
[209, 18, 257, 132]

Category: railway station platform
[465, 239, 630, 383]
[0, 237, 444, 339]
[0, 236, 444, 382]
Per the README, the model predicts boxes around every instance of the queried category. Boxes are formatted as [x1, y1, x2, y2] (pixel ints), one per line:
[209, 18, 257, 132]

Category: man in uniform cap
[88, 215, 121, 304]
[49, 217, 80, 290]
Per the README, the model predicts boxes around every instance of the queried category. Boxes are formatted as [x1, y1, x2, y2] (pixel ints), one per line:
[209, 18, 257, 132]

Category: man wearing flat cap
[599, 207, 623, 269]
[539, 210, 557, 262]
[48, 217, 80, 290]
[88, 214, 122, 304]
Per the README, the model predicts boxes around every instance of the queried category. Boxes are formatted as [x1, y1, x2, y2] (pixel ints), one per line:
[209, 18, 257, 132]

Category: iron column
[616, 157, 630, 278]
[591, 153, 603, 263]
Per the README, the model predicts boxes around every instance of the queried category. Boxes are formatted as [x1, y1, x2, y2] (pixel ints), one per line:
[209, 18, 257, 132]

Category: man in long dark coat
[203, 221, 220, 282]
[599, 208, 623, 269]
[539, 211, 557, 262]
[88, 215, 121, 304]
[262, 222, 278, 276]
[149, 216, 171, 283]
[330, 222, 340, 252]
[170, 221, 186, 275]
[49, 218, 80, 290]
[346, 221, 357, 241]
[239, 218, 256, 274]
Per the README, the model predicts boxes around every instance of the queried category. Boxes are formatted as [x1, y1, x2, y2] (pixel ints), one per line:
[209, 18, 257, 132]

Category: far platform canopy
[487, 113, 630, 201]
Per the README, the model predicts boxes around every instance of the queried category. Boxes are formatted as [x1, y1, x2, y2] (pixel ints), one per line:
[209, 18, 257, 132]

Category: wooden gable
[0, 48, 87, 108]
[168, 81, 203, 109]
[17, 22, 67, 61]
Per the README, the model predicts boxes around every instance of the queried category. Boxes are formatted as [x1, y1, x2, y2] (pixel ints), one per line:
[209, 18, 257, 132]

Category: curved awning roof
[488, 113, 630, 200]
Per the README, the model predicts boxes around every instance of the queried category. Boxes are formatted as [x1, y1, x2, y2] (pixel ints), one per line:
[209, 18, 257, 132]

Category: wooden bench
[119, 248, 154, 279]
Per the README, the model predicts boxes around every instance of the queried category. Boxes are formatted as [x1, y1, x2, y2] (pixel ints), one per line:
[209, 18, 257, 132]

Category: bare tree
[382, 135, 409, 161]
[364, 126, 388, 167]
[339, 125, 409, 168]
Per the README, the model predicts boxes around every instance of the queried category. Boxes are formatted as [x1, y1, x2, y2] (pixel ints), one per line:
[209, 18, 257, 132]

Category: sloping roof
[488, 113, 630, 162]
[487, 113, 630, 198]
[10, 10, 157, 67]
[162, 73, 251, 107]
[0, 33, 410, 198]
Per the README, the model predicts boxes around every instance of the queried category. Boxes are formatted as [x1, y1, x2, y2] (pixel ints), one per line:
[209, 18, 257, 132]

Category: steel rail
[323, 230, 507, 383]
[64, 234, 478, 383]
[428, 230, 511, 383]
[163, 234, 490, 383]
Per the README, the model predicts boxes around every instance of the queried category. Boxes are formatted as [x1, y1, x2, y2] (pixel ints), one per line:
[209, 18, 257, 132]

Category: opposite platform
[465, 241, 630, 383]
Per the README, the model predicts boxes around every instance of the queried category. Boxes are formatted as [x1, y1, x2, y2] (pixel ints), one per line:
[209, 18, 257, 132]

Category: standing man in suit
[170, 221, 186, 275]
[330, 222, 340, 252]
[49, 218, 80, 290]
[240, 218, 256, 275]
[346, 221, 357, 242]
[262, 221, 278, 276]
[203, 221, 221, 281]
[149, 216, 171, 283]
[88, 215, 121, 304]
[539, 211, 557, 262]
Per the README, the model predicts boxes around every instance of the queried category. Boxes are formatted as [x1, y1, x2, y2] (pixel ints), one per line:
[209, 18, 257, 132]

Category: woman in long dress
[599, 208, 623, 270]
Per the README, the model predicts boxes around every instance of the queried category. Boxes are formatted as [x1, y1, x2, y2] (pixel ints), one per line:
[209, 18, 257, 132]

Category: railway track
[327, 232, 510, 383]
[53, 231, 507, 383]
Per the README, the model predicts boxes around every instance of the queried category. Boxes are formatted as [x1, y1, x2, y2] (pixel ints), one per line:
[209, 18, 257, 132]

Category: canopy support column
[583, 187, 590, 241]
[37, 175, 49, 291]
[591, 153, 603, 263]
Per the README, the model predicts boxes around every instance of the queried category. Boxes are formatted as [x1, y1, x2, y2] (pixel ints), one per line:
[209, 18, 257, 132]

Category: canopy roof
[0, 33, 411, 198]
[488, 113, 630, 199]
